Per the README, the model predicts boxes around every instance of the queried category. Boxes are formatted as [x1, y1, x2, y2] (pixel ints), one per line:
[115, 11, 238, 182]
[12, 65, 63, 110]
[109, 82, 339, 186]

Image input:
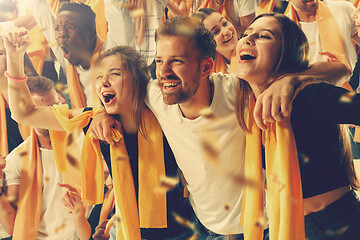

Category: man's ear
[200, 57, 214, 78]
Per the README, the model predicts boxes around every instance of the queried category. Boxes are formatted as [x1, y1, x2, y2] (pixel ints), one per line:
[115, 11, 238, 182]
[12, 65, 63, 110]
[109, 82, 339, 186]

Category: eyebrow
[210, 17, 224, 32]
[245, 28, 277, 36]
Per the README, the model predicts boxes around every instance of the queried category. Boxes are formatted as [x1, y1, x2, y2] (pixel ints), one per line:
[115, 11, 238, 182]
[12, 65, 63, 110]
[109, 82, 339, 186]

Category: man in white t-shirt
[1, 77, 80, 239]
[287, 0, 360, 70]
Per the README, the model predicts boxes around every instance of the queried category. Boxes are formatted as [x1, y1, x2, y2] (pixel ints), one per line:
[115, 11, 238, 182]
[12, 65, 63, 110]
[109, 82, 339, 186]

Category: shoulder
[326, 0, 355, 12]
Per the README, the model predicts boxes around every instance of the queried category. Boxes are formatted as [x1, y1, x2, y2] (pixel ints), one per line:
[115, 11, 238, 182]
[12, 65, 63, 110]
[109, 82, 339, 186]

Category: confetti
[67, 153, 79, 168]
[54, 220, 66, 234]
[159, 176, 179, 191]
[224, 204, 230, 211]
[44, 175, 50, 184]
[325, 225, 349, 236]
[172, 212, 195, 230]
[254, 216, 267, 228]
[339, 92, 356, 103]
[19, 151, 28, 157]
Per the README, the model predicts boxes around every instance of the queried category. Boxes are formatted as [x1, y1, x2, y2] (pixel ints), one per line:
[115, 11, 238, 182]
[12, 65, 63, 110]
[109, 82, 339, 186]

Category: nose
[244, 34, 255, 46]
[56, 27, 67, 40]
[222, 27, 231, 38]
[98, 75, 111, 88]
[156, 61, 173, 79]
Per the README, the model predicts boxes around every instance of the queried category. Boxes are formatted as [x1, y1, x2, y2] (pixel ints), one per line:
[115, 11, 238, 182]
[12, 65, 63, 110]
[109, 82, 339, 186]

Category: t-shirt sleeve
[292, 83, 360, 125]
[4, 150, 22, 186]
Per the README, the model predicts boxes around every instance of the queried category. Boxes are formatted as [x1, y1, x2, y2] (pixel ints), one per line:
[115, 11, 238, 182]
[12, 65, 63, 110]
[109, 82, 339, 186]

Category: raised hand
[3, 27, 31, 57]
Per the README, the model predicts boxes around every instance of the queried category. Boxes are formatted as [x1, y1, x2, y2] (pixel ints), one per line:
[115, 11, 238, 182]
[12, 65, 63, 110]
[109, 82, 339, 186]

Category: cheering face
[95, 55, 133, 115]
[55, 10, 94, 66]
[155, 35, 203, 105]
[236, 16, 282, 87]
[203, 12, 237, 59]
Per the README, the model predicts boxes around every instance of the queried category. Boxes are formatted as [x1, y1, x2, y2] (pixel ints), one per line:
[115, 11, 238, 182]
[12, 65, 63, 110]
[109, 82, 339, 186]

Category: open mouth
[163, 82, 180, 90]
[239, 51, 256, 61]
[61, 45, 71, 58]
[102, 92, 116, 104]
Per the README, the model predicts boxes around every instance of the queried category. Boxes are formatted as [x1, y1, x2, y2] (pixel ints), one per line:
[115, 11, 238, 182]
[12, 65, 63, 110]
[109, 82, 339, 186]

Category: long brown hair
[236, 13, 309, 132]
[95, 46, 150, 138]
[235, 13, 359, 190]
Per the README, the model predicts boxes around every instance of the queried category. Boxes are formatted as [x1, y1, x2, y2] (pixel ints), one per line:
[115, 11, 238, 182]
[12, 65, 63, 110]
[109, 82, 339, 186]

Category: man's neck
[35, 130, 52, 150]
[293, 6, 317, 23]
[178, 78, 213, 120]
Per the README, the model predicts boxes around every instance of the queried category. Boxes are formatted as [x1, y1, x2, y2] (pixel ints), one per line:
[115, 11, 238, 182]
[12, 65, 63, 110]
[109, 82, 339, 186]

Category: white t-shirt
[299, 0, 357, 70]
[146, 73, 246, 234]
[229, 0, 257, 26]
[4, 141, 78, 240]
[0, 175, 10, 238]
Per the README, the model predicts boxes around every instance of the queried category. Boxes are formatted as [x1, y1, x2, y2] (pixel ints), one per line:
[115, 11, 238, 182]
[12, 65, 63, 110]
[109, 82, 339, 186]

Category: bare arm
[4, 28, 79, 131]
[60, 183, 91, 240]
[254, 61, 350, 129]
[166, 0, 189, 16]
[13, 14, 37, 31]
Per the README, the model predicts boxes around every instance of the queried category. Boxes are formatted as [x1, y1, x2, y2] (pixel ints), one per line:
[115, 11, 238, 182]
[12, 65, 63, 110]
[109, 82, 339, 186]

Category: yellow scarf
[211, 49, 237, 74]
[12, 128, 81, 239]
[0, 94, 8, 156]
[51, 105, 167, 239]
[72, 0, 108, 41]
[67, 36, 103, 108]
[240, 94, 304, 240]
[257, 0, 276, 15]
[354, 0, 360, 8]
[287, 1, 351, 72]
[12, 129, 42, 240]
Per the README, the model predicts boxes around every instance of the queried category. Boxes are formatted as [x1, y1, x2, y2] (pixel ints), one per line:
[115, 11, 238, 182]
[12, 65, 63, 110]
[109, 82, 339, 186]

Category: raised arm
[4, 28, 65, 131]
[254, 61, 350, 129]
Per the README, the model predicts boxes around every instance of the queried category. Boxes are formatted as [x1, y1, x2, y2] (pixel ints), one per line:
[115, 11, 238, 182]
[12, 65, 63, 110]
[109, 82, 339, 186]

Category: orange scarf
[72, 0, 108, 41]
[287, 1, 351, 72]
[257, 0, 276, 15]
[12, 128, 81, 239]
[51, 105, 167, 239]
[67, 36, 103, 108]
[212, 49, 237, 74]
[0, 94, 8, 156]
[354, 0, 360, 8]
[12, 129, 42, 240]
[240, 94, 304, 240]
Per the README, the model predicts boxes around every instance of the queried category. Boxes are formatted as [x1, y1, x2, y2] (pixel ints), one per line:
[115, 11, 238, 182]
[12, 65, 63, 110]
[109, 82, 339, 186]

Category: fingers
[61, 191, 75, 208]
[58, 183, 79, 194]
[93, 219, 109, 240]
[270, 96, 284, 122]
[253, 97, 266, 130]
[89, 112, 118, 145]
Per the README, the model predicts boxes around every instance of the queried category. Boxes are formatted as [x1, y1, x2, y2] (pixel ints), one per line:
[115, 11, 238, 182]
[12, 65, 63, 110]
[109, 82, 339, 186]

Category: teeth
[240, 51, 255, 57]
[102, 92, 115, 103]
[224, 36, 233, 43]
[164, 82, 180, 88]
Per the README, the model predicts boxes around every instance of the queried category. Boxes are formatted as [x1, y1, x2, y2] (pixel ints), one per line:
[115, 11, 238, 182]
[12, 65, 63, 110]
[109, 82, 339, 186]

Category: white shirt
[4, 140, 78, 240]
[146, 73, 246, 234]
[299, 0, 358, 70]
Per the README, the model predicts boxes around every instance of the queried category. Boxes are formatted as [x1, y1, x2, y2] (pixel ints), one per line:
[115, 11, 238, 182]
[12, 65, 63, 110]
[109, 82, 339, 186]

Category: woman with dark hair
[237, 13, 360, 240]
[4, 28, 194, 240]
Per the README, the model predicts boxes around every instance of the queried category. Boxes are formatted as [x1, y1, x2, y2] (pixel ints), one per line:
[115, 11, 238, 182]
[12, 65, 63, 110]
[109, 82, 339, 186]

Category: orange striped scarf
[240, 94, 304, 240]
